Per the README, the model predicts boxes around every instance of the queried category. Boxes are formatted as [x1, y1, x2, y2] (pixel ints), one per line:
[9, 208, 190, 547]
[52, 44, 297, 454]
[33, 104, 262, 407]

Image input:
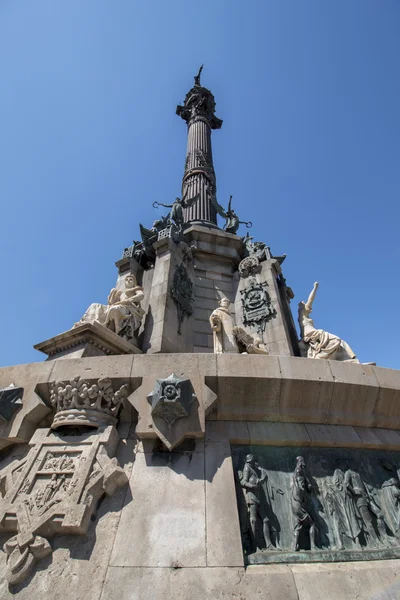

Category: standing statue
[210, 298, 239, 354]
[240, 454, 282, 551]
[298, 282, 358, 361]
[324, 468, 362, 549]
[203, 184, 252, 234]
[209, 298, 239, 354]
[291, 456, 316, 551]
[224, 196, 252, 235]
[153, 189, 200, 229]
[74, 274, 145, 342]
[344, 463, 386, 546]
[381, 478, 400, 537]
[193, 64, 203, 87]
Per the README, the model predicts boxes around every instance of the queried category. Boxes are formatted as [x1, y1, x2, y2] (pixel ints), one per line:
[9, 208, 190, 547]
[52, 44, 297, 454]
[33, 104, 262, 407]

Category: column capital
[176, 84, 222, 130]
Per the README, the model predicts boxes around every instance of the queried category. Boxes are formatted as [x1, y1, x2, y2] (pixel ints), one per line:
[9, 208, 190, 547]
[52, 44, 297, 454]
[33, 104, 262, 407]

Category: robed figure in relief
[381, 478, 400, 537]
[291, 456, 316, 551]
[325, 468, 362, 549]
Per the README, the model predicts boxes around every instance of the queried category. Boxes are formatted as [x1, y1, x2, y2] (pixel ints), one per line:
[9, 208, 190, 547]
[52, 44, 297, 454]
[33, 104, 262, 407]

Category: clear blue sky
[1, 1, 399, 369]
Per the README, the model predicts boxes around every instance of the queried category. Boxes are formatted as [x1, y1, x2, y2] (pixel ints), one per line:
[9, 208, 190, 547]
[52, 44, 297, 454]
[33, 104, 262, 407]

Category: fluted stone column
[176, 68, 222, 224]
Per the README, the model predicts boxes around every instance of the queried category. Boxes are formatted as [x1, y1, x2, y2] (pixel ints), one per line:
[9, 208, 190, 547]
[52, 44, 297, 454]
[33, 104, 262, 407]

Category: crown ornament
[49, 376, 129, 429]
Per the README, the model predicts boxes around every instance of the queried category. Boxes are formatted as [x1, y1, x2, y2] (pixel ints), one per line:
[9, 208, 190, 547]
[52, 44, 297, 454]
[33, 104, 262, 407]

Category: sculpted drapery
[74, 274, 145, 340]
[209, 298, 239, 354]
[298, 282, 358, 362]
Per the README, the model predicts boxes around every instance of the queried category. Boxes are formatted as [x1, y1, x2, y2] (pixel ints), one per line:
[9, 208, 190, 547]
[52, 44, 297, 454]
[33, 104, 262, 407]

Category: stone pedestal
[142, 237, 195, 353]
[34, 322, 142, 360]
[0, 355, 400, 598]
[233, 258, 297, 356]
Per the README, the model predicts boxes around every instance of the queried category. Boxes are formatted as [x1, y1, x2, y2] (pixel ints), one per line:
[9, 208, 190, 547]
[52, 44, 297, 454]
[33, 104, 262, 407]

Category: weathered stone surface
[374, 559, 400, 600]
[354, 426, 400, 450]
[248, 421, 311, 446]
[327, 361, 379, 426]
[279, 356, 334, 423]
[50, 354, 135, 383]
[372, 366, 400, 428]
[100, 565, 298, 600]
[188, 230, 242, 265]
[206, 420, 400, 450]
[130, 353, 217, 379]
[205, 421, 250, 443]
[304, 423, 362, 447]
[110, 450, 206, 567]
[211, 355, 281, 421]
[291, 560, 398, 600]
[205, 441, 243, 567]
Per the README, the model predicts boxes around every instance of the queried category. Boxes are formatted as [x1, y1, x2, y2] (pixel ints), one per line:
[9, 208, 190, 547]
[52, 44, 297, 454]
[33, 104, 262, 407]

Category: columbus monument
[1, 68, 400, 599]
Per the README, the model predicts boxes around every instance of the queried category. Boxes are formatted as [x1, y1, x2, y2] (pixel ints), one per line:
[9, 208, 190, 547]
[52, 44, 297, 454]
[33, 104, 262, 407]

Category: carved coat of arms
[0, 377, 129, 586]
[240, 279, 275, 335]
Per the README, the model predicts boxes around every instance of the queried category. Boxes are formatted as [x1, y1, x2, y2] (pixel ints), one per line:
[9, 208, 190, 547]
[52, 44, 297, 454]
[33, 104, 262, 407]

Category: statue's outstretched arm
[305, 282, 319, 312]
[156, 202, 173, 209]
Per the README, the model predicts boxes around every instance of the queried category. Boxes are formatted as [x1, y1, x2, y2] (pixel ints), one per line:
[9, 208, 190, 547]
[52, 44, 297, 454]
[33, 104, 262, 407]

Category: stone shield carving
[0, 426, 127, 585]
[238, 256, 261, 278]
[170, 263, 194, 334]
[147, 374, 196, 427]
[240, 279, 275, 335]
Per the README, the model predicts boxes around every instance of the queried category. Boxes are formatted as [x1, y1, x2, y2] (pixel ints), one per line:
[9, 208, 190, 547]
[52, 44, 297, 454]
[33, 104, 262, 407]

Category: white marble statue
[233, 326, 269, 355]
[74, 274, 145, 340]
[209, 298, 239, 354]
[298, 282, 358, 362]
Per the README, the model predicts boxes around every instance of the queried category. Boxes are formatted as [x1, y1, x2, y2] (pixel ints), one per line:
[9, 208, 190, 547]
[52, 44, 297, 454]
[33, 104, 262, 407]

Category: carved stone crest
[240, 279, 275, 335]
[0, 426, 127, 585]
[238, 256, 261, 278]
[170, 263, 194, 334]
[147, 373, 196, 427]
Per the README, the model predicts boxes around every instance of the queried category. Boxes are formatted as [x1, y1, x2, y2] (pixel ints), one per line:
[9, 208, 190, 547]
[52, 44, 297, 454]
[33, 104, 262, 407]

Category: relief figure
[291, 456, 316, 551]
[381, 478, 400, 537]
[325, 468, 362, 549]
[344, 465, 387, 546]
[239, 454, 283, 551]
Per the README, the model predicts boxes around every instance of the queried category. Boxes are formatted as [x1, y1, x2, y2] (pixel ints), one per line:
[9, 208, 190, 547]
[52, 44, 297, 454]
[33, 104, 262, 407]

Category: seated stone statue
[298, 282, 358, 362]
[74, 274, 145, 342]
[209, 298, 239, 354]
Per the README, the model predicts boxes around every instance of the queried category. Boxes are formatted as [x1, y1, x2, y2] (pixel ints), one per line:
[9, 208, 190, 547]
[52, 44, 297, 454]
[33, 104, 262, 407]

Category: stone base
[34, 322, 142, 360]
[248, 547, 400, 565]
